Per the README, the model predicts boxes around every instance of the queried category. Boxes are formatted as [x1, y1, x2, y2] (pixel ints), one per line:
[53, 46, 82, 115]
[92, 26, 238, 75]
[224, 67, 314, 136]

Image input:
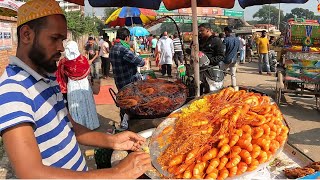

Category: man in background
[172, 33, 184, 67]
[110, 28, 145, 129]
[256, 30, 271, 75]
[157, 31, 174, 77]
[198, 23, 225, 94]
[223, 26, 240, 88]
[99, 34, 112, 79]
[238, 35, 246, 64]
[86, 36, 101, 79]
[146, 34, 153, 51]
[151, 35, 157, 54]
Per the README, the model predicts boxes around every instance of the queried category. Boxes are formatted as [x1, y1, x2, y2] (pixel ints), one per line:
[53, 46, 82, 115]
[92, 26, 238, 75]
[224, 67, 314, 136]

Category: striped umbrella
[105, 7, 156, 27]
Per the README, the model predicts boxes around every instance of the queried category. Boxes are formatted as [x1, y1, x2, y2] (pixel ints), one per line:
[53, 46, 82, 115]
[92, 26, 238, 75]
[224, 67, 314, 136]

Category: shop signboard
[198, 19, 209, 24]
[178, 7, 223, 16]
[184, 19, 192, 24]
[212, 8, 223, 15]
[224, 9, 244, 17]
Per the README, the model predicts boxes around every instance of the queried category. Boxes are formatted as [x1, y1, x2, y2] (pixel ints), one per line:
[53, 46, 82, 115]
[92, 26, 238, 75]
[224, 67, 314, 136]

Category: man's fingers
[125, 131, 146, 142]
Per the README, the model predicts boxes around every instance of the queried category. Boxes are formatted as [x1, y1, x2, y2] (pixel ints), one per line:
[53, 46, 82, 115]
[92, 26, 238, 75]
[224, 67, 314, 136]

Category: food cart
[275, 18, 320, 111]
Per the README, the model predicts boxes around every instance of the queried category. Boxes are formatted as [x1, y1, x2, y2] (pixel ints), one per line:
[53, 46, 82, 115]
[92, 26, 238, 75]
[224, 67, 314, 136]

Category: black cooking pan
[109, 79, 188, 119]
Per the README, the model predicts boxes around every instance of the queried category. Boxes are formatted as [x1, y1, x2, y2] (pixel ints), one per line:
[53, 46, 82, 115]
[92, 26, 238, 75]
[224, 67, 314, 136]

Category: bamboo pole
[191, 0, 200, 97]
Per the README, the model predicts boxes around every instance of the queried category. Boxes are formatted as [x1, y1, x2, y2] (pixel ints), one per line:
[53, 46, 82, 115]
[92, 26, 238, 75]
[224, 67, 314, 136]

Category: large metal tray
[148, 88, 296, 179]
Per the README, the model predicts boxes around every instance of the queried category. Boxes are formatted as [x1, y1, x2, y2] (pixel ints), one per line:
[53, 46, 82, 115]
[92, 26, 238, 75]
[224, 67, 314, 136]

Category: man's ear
[19, 25, 34, 45]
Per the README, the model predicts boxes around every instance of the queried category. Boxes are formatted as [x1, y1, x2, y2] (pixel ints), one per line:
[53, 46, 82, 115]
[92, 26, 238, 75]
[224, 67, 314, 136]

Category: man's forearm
[69, 114, 114, 149]
[91, 54, 99, 61]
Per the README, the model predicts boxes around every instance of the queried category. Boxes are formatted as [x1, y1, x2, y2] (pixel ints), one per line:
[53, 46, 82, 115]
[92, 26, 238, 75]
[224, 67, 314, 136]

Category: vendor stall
[275, 18, 320, 110]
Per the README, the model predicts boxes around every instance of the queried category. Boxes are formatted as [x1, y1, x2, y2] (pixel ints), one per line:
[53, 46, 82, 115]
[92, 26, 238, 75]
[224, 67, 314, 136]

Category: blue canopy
[129, 26, 150, 37]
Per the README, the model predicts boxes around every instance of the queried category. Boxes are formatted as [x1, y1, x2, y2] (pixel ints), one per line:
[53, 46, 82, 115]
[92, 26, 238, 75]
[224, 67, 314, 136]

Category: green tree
[283, 8, 319, 22]
[104, 7, 117, 19]
[64, 10, 86, 40]
[253, 5, 284, 26]
[291, 8, 316, 20]
[65, 11, 104, 40]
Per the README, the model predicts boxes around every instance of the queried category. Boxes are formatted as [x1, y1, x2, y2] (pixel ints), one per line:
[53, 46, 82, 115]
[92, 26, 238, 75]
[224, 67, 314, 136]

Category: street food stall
[65, 0, 318, 179]
[275, 18, 320, 110]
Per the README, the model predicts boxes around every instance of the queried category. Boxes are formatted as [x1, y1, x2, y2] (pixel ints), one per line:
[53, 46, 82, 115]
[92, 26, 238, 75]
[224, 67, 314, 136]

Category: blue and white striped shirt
[0, 56, 88, 171]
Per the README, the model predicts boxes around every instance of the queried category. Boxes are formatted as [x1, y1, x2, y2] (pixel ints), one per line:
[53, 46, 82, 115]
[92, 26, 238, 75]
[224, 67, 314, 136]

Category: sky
[84, 0, 319, 21]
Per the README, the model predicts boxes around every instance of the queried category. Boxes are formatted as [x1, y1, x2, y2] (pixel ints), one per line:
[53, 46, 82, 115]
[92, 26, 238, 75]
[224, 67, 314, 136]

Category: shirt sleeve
[123, 47, 145, 67]
[0, 81, 35, 134]
[256, 38, 260, 45]
[103, 42, 109, 52]
[171, 41, 174, 54]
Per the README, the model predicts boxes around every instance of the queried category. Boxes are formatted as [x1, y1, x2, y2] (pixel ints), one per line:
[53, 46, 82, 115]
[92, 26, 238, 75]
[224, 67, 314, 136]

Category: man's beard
[28, 39, 61, 74]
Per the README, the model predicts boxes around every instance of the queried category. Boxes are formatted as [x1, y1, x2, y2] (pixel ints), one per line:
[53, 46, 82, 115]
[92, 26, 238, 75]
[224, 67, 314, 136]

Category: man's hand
[114, 152, 152, 179]
[88, 60, 93, 65]
[112, 131, 146, 151]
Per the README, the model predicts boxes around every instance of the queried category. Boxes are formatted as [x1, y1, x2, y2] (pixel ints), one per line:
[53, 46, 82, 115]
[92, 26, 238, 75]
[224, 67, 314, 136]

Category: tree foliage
[283, 8, 320, 22]
[253, 5, 284, 26]
[104, 7, 117, 19]
[64, 10, 105, 40]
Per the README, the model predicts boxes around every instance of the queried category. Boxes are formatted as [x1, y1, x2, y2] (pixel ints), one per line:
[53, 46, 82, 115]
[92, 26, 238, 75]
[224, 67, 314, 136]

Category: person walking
[239, 35, 246, 64]
[56, 41, 100, 130]
[151, 35, 157, 54]
[157, 31, 174, 77]
[222, 27, 240, 88]
[110, 28, 145, 129]
[172, 33, 184, 67]
[85, 36, 101, 79]
[256, 30, 272, 75]
[147, 34, 153, 52]
[99, 34, 112, 79]
[246, 36, 253, 63]
[0, 0, 151, 178]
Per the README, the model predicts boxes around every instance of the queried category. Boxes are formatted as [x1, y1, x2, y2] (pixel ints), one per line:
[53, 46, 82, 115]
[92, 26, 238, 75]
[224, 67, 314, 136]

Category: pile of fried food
[284, 162, 320, 178]
[156, 87, 289, 179]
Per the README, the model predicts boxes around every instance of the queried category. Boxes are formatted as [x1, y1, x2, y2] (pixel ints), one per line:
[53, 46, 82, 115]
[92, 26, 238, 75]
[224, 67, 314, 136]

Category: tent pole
[191, 0, 200, 97]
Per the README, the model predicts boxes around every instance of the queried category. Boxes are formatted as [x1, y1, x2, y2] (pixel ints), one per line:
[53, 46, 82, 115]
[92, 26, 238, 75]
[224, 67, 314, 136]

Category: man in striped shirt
[172, 33, 184, 67]
[0, 0, 151, 178]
